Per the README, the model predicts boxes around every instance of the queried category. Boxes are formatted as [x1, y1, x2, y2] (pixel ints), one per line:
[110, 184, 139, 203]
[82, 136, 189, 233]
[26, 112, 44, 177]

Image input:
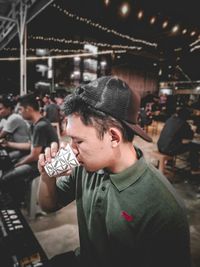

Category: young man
[0, 93, 59, 204]
[43, 94, 61, 124]
[38, 76, 191, 267]
[0, 96, 30, 162]
[157, 107, 200, 174]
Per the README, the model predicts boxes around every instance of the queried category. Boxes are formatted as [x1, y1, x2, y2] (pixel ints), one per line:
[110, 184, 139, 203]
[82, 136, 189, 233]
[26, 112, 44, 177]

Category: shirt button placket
[96, 185, 107, 205]
[101, 186, 106, 191]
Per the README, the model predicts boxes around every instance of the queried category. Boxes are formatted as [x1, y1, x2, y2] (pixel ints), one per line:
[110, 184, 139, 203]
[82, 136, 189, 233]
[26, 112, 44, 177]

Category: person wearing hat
[38, 76, 191, 267]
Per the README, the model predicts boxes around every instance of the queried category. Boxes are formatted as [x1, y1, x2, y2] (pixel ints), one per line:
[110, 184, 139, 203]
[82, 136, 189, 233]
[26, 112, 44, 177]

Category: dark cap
[75, 76, 152, 142]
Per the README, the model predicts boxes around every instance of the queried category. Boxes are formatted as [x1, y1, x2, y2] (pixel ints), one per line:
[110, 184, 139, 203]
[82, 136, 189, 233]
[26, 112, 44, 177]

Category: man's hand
[38, 141, 73, 179]
[0, 138, 7, 147]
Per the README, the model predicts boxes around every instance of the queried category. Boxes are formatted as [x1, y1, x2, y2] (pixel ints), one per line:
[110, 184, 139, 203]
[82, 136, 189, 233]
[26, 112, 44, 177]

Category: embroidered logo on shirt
[121, 211, 133, 222]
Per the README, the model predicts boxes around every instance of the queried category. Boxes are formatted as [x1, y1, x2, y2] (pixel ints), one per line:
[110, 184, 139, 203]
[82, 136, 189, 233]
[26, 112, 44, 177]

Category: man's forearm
[7, 141, 30, 150]
[38, 175, 60, 212]
[15, 153, 38, 166]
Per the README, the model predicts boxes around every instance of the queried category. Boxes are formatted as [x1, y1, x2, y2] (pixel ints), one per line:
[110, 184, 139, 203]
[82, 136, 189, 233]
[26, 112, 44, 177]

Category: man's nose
[70, 142, 79, 156]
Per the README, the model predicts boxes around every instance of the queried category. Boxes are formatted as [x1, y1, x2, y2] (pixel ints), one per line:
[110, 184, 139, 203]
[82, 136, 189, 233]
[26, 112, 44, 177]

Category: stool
[151, 150, 174, 174]
[172, 153, 191, 174]
[145, 120, 158, 137]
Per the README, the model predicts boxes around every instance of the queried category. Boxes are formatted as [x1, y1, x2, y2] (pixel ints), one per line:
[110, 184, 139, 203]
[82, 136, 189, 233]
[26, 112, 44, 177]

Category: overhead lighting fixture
[171, 25, 179, 34]
[100, 60, 107, 67]
[190, 31, 196, 37]
[182, 29, 187, 34]
[150, 16, 156, 24]
[74, 56, 80, 61]
[104, 0, 110, 6]
[120, 2, 130, 17]
[137, 10, 143, 19]
[162, 21, 168, 29]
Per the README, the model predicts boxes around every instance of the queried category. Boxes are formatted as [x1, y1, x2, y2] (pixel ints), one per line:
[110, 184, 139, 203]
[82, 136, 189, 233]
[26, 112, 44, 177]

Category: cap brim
[123, 121, 153, 142]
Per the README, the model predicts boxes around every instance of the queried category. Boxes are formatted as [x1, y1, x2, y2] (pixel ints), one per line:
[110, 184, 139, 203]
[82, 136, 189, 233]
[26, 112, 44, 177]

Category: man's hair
[18, 93, 39, 111]
[177, 107, 191, 120]
[64, 95, 134, 142]
[0, 96, 15, 110]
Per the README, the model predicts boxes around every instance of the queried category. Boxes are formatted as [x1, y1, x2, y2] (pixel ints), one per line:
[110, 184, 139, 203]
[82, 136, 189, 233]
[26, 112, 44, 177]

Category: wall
[112, 62, 158, 97]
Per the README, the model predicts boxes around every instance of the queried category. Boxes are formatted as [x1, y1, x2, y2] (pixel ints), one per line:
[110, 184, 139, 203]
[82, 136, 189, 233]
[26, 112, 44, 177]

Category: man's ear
[25, 105, 33, 112]
[109, 128, 121, 147]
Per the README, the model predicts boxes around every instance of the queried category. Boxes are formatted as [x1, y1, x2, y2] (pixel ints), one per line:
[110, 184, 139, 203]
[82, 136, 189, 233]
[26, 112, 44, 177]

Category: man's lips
[78, 160, 84, 165]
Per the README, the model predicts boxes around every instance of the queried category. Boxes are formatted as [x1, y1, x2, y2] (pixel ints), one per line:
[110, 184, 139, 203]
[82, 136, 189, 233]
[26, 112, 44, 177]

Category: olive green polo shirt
[56, 154, 191, 267]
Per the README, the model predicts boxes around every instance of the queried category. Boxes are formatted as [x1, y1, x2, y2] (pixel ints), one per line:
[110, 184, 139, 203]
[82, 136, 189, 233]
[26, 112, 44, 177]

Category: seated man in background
[157, 107, 200, 174]
[0, 96, 30, 163]
[43, 94, 61, 124]
[0, 93, 59, 204]
[43, 94, 62, 135]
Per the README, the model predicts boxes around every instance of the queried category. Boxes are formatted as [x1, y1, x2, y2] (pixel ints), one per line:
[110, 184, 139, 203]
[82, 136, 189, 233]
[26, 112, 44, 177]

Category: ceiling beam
[0, 0, 54, 50]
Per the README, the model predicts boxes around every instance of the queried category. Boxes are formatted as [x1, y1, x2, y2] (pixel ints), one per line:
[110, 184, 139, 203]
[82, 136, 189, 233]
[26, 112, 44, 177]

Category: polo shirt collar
[34, 116, 44, 125]
[109, 156, 148, 192]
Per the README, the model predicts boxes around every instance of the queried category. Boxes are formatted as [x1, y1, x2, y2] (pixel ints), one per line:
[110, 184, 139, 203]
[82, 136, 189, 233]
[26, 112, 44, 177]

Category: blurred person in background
[43, 94, 61, 124]
[157, 107, 200, 175]
[0, 93, 59, 205]
[0, 96, 30, 163]
[43, 94, 62, 134]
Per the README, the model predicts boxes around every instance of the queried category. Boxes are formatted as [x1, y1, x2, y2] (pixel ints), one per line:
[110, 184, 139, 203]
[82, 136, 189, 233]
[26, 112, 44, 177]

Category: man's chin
[84, 166, 93, 172]
[84, 166, 103, 173]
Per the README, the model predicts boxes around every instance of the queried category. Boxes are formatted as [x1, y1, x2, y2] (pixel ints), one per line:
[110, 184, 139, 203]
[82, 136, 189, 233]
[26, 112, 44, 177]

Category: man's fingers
[44, 147, 52, 163]
[38, 153, 46, 166]
[51, 142, 59, 157]
[59, 141, 68, 149]
[38, 142, 60, 177]
[44, 142, 59, 162]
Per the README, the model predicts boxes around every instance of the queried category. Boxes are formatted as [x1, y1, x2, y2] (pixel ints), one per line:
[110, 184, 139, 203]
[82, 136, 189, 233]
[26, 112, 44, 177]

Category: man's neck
[108, 143, 138, 173]
[32, 112, 43, 124]
[5, 111, 12, 119]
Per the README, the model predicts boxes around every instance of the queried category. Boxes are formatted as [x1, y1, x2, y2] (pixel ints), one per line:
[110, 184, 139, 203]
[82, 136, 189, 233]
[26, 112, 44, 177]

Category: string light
[190, 45, 200, 52]
[52, 3, 157, 48]
[2, 47, 86, 54]
[189, 37, 200, 52]
[29, 35, 142, 51]
[190, 38, 200, 47]
[1, 36, 143, 60]
[1, 3, 199, 57]
[171, 25, 179, 34]
[0, 50, 127, 61]
[1, 47, 18, 51]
